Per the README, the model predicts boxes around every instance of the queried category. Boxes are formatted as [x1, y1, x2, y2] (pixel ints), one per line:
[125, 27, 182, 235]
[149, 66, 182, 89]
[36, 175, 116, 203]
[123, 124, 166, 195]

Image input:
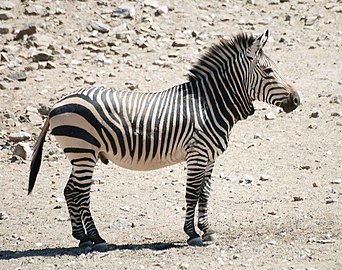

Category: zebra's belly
[103, 151, 186, 171]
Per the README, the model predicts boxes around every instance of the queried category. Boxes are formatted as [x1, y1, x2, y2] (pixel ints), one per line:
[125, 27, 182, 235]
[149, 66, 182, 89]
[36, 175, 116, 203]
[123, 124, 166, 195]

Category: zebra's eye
[263, 67, 274, 75]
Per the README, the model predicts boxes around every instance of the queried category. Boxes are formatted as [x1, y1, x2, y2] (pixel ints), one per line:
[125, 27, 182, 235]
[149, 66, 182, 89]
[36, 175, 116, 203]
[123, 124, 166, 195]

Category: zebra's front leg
[184, 153, 207, 246]
[198, 161, 217, 242]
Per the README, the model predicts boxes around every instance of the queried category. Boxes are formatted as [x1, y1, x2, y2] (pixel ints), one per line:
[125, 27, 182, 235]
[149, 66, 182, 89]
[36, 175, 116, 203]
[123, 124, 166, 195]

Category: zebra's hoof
[79, 240, 93, 249]
[92, 242, 108, 252]
[202, 232, 217, 242]
[187, 237, 204, 246]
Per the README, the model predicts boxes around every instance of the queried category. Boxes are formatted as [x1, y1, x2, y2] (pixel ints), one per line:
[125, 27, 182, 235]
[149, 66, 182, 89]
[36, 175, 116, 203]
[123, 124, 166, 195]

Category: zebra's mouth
[280, 91, 300, 113]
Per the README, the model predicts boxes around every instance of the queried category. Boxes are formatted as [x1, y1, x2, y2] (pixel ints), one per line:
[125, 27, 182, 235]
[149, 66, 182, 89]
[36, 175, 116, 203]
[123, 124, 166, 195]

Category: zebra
[28, 30, 300, 251]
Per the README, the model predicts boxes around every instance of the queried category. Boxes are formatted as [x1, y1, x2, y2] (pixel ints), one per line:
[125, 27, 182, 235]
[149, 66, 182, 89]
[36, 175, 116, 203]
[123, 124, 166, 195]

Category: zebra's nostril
[292, 92, 300, 106]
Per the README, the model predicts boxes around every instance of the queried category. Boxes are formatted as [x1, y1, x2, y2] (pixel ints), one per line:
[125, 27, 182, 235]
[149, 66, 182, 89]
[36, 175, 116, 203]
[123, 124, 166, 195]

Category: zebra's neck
[192, 69, 255, 129]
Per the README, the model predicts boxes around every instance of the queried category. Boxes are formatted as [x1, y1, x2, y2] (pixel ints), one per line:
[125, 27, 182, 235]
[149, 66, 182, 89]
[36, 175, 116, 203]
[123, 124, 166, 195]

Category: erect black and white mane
[188, 33, 256, 82]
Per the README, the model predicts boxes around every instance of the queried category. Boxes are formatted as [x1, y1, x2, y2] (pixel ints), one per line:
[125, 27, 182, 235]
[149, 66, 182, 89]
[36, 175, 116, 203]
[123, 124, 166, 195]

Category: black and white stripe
[29, 30, 300, 250]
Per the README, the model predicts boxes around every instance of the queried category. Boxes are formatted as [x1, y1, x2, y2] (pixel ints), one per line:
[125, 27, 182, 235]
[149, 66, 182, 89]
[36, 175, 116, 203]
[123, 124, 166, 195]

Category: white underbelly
[104, 150, 186, 171]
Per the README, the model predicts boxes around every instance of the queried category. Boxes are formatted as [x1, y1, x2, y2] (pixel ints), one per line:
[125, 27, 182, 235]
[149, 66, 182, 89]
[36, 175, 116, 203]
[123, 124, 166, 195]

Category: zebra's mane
[188, 33, 256, 82]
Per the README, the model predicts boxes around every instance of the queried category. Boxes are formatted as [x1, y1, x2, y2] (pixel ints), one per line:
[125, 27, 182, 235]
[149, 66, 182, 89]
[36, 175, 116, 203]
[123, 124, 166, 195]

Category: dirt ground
[1, 0, 342, 269]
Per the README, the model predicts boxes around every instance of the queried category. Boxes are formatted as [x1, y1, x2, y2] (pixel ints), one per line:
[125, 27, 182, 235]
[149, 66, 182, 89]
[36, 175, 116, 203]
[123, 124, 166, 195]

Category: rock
[172, 39, 189, 47]
[0, 24, 11, 34]
[300, 165, 310, 170]
[239, 175, 254, 185]
[155, 5, 168, 15]
[90, 21, 110, 33]
[84, 77, 96, 85]
[109, 219, 133, 230]
[325, 198, 335, 204]
[38, 104, 51, 116]
[179, 262, 189, 270]
[32, 51, 54, 62]
[24, 5, 48, 16]
[0, 212, 9, 220]
[112, 6, 136, 19]
[268, 240, 277, 245]
[331, 112, 340, 117]
[28, 114, 43, 126]
[259, 174, 270, 181]
[120, 205, 130, 212]
[14, 23, 37, 40]
[330, 94, 342, 104]
[331, 179, 341, 185]
[254, 133, 262, 139]
[0, 1, 16, 10]
[144, 0, 160, 8]
[304, 15, 318, 26]
[8, 132, 31, 142]
[293, 196, 304, 202]
[8, 71, 27, 81]
[268, 210, 277, 215]
[265, 112, 276, 120]
[38, 61, 56, 69]
[13, 142, 32, 160]
[0, 11, 14, 20]
[310, 109, 320, 118]
[312, 181, 321, 187]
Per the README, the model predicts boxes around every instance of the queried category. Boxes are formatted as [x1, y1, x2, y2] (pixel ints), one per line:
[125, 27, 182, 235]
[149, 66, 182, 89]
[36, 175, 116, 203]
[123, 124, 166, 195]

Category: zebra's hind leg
[64, 175, 92, 250]
[198, 161, 217, 243]
[65, 161, 108, 252]
[183, 153, 208, 246]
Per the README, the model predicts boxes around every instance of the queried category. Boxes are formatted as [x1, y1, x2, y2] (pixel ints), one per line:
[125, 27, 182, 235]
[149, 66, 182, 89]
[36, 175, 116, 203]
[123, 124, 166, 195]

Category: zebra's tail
[28, 118, 50, 195]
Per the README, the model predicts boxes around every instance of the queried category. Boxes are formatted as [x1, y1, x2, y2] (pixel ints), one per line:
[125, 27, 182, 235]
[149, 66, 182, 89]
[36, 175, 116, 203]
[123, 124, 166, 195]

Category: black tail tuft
[28, 119, 50, 194]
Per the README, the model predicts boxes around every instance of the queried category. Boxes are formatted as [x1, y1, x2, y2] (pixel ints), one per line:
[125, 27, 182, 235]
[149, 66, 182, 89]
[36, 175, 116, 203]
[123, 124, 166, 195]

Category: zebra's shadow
[0, 242, 185, 260]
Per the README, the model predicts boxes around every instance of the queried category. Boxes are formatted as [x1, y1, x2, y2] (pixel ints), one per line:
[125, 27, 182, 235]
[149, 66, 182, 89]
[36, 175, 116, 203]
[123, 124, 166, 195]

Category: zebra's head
[248, 30, 300, 113]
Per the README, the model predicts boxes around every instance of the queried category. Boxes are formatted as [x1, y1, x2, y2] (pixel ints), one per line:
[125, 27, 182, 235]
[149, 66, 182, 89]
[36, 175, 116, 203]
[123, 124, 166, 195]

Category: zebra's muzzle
[281, 91, 300, 113]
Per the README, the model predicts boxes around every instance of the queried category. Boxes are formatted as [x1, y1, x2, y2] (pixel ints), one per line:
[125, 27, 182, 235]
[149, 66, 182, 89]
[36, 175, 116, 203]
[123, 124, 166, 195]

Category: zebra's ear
[250, 29, 269, 57]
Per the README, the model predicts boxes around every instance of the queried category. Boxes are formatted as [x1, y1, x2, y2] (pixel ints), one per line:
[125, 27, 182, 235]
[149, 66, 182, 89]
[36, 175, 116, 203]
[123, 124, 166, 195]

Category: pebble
[144, 0, 160, 8]
[0, 1, 16, 10]
[254, 133, 262, 139]
[8, 132, 31, 142]
[293, 196, 304, 202]
[109, 218, 133, 230]
[14, 23, 37, 40]
[325, 198, 335, 204]
[172, 39, 189, 47]
[178, 262, 189, 270]
[13, 142, 32, 160]
[32, 51, 54, 62]
[304, 15, 318, 26]
[259, 174, 270, 181]
[112, 5, 136, 19]
[120, 205, 130, 212]
[312, 181, 321, 187]
[8, 71, 27, 81]
[156, 5, 168, 15]
[0, 212, 9, 220]
[90, 21, 110, 33]
[330, 94, 342, 104]
[24, 5, 48, 16]
[310, 109, 320, 118]
[28, 114, 43, 126]
[0, 11, 14, 20]
[0, 24, 11, 34]
[265, 112, 276, 120]
[331, 179, 341, 184]
[239, 175, 254, 185]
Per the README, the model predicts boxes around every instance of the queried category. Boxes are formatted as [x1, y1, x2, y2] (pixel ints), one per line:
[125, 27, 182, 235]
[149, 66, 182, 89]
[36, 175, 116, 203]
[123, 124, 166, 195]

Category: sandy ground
[0, 0, 342, 269]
